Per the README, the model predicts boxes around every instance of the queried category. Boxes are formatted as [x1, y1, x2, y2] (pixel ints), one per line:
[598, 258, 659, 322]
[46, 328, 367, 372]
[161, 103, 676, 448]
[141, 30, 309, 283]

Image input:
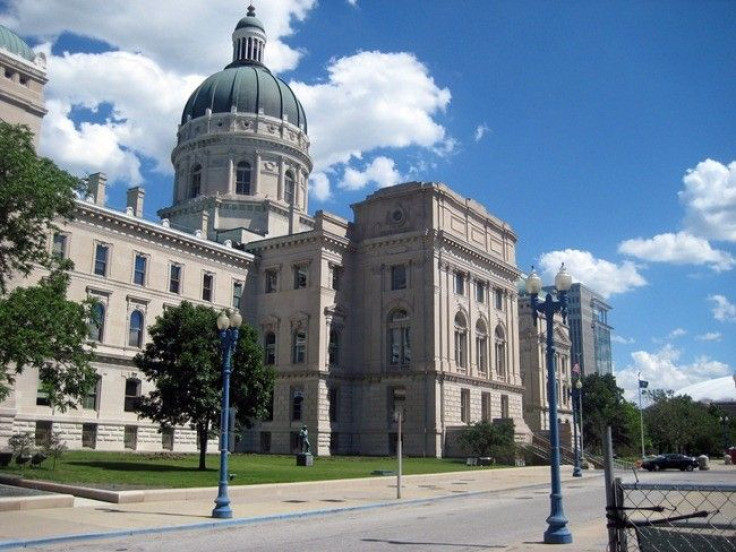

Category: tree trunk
[198, 421, 209, 471]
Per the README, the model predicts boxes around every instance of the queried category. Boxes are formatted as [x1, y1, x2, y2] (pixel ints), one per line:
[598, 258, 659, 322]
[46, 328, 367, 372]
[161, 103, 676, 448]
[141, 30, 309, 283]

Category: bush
[8, 432, 34, 465]
[458, 419, 516, 460]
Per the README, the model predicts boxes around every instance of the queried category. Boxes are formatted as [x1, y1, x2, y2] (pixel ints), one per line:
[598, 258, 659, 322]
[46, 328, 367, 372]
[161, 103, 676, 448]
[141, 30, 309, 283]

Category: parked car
[641, 453, 699, 471]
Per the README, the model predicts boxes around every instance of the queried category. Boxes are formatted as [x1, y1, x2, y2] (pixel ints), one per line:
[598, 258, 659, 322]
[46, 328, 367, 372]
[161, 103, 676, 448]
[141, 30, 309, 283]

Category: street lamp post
[212, 309, 242, 519]
[721, 415, 730, 454]
[526, 264, 573, 545]
[571, 379, 583, 477]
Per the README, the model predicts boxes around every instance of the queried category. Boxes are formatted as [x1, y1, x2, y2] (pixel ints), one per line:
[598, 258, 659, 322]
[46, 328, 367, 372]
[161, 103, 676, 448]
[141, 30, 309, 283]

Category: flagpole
[639, 373, 645, 459]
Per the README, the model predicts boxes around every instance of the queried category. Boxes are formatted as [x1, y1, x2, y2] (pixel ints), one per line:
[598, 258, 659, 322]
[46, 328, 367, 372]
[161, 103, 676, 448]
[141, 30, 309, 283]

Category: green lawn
[0, 452, 495, 489]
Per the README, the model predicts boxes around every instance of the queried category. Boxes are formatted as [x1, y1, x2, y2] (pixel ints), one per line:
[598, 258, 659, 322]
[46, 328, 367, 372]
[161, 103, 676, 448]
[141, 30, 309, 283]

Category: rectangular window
[476, 282, 485, 303]
[495, 289, 504, 311]
[82, 423, 97, 449]
[124, 379, 141, 412]
[265, 269, 278, 293]
[82, 377, 100, 410]
[133, 254, 147, 286]
[501, 394, 509, 419]
[162, 427, 174, 451]
[52, 233, 68, 260]
[232, 281, 243, 309]
[202, 273, 214, 302]
[329, 387, 339, 422]
[391, 265, 407, 290]
[124, 426, 138, 450]
[169, 264, 182, 294]
[332, 266, 343, 291]
[35, 421, 52, 447]
[293, 265, 308, 289]
[455, 272, 465, 295]
[94, 244, 109, 276]
[36, 382, 50, 407]
[481, 392, 491, 422]
[461, 389, 470, 423]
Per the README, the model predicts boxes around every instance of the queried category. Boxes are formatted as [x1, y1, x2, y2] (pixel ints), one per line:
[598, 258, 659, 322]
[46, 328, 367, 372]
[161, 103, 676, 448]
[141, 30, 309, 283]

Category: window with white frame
[265, 269, 278, 293]
[460, 388, 470, 423]
[475, 281, 485, 303]
[124, 378, 141, 412]
[495, 288, 504, 311]
[128, 310, 144, 348]
[202, 272, 214, 302]
[293, 264, 308, 289]
[495, 326, 507, 380]
[94, 243, 109, 276]
[169, 264, 182, 294]
[235, 161, 251, 195]
[454, 272, 465, 295]
[454, 313, 468, 369]
[388, 309, 411, 366]
[476, 320, 488, 373]
[328, 328, 340, 366]
[133, 254, 147, 286]
[284, 170, 295, 204]
[52, 233, 68, 260]
[189, 164, 202, 198]
[292, 329, 306, 363]
[391, 264, 407, 290]
[232, 280, 243, 309]
[481, 392, 491, 422]
[88, 302, 105, 342]
[264, 332, 276, 365]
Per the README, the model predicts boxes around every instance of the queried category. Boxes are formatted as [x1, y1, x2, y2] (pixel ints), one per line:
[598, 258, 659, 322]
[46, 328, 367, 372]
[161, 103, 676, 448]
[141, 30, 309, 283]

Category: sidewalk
[0, 466, 609, 550]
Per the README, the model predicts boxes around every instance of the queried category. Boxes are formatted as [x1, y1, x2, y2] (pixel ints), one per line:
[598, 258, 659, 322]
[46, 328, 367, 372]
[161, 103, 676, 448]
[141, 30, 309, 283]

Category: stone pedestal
[296, 453, 313, 467]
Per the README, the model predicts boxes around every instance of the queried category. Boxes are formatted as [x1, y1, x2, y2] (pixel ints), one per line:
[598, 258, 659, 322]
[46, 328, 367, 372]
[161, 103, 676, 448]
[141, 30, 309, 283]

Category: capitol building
[1, 8, 580, 457]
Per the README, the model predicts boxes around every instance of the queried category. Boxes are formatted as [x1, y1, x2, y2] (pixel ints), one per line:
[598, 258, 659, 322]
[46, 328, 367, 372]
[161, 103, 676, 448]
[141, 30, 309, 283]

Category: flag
[572, 363, 581, 376]
[639, 379, 649, 389]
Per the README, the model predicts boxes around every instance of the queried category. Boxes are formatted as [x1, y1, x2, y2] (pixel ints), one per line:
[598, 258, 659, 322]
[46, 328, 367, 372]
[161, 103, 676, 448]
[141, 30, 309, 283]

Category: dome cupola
[164, 5, 313, 245]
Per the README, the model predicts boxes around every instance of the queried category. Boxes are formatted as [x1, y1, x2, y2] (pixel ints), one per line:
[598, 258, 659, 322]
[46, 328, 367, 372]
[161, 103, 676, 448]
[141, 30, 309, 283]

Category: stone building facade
[1, 8, 539, 456]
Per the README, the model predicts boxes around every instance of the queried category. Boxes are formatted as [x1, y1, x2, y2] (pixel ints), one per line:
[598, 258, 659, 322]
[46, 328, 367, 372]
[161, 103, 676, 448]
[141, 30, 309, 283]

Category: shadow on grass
[65, 461, 215, 473]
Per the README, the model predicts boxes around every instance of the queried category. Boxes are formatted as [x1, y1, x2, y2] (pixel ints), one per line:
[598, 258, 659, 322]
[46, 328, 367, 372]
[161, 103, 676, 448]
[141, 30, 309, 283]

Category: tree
[133, 302, 274, 470]
[580, 373, 636, 455]
[0, 269, 98, 407]
[645, 391, 718, 455]
[0, 122, 84, 295]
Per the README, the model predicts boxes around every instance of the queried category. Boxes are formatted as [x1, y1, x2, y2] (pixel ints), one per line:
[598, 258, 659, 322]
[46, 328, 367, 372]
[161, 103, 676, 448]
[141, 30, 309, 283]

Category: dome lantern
[231, 4, 266, 67]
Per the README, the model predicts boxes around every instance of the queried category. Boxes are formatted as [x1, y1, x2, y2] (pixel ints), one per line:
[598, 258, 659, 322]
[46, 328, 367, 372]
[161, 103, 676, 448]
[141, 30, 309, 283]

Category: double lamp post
[526, 264, 573, 545]
[212, 309, 242, 519]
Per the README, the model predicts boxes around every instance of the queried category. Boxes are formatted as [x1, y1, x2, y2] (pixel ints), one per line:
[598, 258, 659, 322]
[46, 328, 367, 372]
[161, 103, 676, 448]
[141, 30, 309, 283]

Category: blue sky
[2, 0, 734, 401]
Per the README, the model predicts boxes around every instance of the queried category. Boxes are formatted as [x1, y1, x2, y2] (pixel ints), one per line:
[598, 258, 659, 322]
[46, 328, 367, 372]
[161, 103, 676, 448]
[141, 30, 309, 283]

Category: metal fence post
[604, 425, 621, 551]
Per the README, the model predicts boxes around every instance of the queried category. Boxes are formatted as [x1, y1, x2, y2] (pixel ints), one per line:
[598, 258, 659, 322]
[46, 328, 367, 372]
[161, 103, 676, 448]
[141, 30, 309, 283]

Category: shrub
[8, 432, 34, 465]
[458, 419, 516, 460]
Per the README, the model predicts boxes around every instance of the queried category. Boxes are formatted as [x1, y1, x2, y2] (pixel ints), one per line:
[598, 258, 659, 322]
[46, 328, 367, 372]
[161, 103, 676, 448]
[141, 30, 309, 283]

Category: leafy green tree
[0, 122, 84, 294]
[645, 390, 719, 455]
[0, 269, 98, 407]
[133, 302, 274, 470]
[580, 373, 635, 455]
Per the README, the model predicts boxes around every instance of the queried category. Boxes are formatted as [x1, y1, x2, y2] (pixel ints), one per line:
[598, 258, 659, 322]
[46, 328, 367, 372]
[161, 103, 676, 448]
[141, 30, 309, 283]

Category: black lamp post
[571, 379, 583, 477]
[526, 264, 573, 545]
[212, 309, 242, 519]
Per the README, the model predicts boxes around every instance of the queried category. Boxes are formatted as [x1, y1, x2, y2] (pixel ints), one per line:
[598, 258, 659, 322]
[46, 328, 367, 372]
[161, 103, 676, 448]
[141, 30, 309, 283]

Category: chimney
[87, 173, 107, 206]
[126, 186, 145, 218]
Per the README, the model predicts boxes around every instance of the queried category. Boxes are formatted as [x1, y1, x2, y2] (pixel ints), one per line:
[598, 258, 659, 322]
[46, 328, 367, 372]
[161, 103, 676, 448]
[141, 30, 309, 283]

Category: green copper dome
[236, 5, 265, 31]
[181, 65, 307, 132]
[0, 25, 35, 62]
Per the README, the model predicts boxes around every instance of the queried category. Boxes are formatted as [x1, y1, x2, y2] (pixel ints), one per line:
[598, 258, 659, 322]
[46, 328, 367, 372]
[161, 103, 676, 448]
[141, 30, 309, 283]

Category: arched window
[88, 302, 105, 342]
[454, 313, 467, 369]
[189, 164, 202, 198]
[328, 328, 340, 366]
[292, 329, 306, 364]
[495, 326, 507, 380]
[388, 309, 411, 366]
[236, 161, 251, 195]
[129, 310, 144, 348]
[476, 320, 488, 373]
[284, 170, 295, 205]
[264, 332, 276, 365]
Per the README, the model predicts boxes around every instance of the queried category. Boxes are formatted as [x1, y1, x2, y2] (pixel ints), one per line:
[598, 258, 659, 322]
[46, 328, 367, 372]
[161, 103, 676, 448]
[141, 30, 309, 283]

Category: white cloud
[618, 231, 735, 272]
[696, 332, 722, 342]
[309, 172, 331, 202]
[537, 249, 647, 299]
[339, 156, 404, 191]
[679, 159, 736, 242]
[474, 123, 490, 142]
[616, 344, 731, 402]
[709, 294, 736, 322]
[39, 50, 201, 184]
[668, 328, 687, 339]
[5, 0, 313, 75]
[612, 335, 636, 345]
[291, 50, 452, 173]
